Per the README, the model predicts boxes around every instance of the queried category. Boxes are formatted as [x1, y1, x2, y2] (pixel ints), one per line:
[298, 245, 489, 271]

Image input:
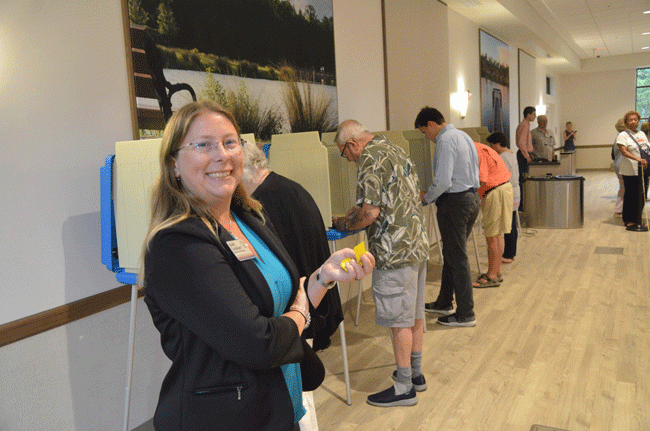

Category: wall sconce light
[451, 90, 471, 118]
[536, 104, 547, 116]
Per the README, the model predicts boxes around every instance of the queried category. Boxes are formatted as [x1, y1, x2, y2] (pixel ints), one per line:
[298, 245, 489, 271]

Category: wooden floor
[313, 170, 650, 431]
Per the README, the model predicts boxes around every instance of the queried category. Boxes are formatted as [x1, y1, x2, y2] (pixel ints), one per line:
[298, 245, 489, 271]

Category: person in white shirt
[616, 110, 650, 227]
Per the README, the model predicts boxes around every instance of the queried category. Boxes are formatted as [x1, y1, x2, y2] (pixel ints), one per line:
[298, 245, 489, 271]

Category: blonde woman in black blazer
[140, 101, 374, 431]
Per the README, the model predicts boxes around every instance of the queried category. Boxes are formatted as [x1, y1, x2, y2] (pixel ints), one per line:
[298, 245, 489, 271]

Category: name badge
[226, 239, 255, 261]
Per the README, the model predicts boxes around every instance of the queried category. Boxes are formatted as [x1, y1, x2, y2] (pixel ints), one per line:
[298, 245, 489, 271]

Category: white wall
[384, 0, 449, 130]
[559, 67, 636, 169]
[0, 299, 168, 430]
[332, 0, 386, 130]
[448, 10, 481, 128]
[0, 0, 131, 325]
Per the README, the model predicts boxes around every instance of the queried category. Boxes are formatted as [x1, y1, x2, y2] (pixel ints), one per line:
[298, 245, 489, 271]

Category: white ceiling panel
[446, 0, 650, 69]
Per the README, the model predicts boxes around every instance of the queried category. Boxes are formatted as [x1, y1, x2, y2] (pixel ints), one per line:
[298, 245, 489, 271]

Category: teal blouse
[233, 213, 306, 424]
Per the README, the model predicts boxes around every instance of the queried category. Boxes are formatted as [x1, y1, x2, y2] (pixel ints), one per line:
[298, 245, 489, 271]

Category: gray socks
[411, 351, 423, 378]
[394, 352, 423, 395]
[394, 366, 412, 395]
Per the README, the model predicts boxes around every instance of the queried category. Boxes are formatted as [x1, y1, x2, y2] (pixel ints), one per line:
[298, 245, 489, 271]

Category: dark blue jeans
[434, 190, 480, 319]
[516, 150, 528, 211]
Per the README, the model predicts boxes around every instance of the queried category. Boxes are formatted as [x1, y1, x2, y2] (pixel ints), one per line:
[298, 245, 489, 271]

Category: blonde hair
[615, 118, 625, 133]
[138, 101, 262, 285]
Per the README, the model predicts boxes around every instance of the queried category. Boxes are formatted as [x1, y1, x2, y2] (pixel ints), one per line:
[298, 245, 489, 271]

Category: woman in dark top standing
[562, 121, 576, 151]
[241, 140, 344, 352]
[140, 101, 374, 431]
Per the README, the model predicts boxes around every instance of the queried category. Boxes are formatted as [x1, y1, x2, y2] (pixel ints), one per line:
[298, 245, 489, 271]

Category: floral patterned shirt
[356, 135, 429, 270]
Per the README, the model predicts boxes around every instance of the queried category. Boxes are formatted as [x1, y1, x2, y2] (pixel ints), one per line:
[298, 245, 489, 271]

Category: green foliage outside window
[636, 68, 650, 122]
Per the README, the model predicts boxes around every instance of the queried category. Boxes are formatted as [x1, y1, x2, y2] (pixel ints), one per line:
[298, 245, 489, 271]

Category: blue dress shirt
[423, 124, 480, 204]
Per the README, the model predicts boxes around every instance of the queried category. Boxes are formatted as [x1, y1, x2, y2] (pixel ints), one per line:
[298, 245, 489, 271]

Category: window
[636, 67, 650, 122]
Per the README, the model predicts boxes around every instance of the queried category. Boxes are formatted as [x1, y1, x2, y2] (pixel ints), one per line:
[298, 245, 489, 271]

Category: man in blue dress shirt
[414, 107, 481, 327]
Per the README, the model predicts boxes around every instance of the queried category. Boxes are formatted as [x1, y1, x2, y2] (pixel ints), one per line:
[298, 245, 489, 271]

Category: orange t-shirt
[475, 142, 511, 197]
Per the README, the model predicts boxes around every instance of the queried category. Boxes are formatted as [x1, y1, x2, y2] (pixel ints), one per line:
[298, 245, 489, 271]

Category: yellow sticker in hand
[354, 241, 366, 261]
[340, 241, 366, 271]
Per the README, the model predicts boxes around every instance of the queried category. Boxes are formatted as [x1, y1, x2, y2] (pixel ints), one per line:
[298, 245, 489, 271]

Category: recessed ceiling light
[644, 32, 650, 35]
[645, 10, 650, 14]
[643, 47, 650, 50]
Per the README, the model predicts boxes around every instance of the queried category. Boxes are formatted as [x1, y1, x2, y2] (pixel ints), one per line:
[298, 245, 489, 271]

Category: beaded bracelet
[289, 305, 311, 329]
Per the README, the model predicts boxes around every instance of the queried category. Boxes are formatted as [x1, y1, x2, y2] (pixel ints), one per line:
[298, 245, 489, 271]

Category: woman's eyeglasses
[178, 138, 244, 154]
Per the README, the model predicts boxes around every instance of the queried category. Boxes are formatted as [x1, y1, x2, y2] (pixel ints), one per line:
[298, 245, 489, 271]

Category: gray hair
[242, 139, 269, 188]
[334, 119, 370, 145]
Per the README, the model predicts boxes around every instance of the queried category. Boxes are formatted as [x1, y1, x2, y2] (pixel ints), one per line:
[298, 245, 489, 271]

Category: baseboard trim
[0, 285, 144, 348]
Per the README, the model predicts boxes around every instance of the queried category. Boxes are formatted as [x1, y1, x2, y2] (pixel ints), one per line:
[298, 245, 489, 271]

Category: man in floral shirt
[333, 119, 429, 408]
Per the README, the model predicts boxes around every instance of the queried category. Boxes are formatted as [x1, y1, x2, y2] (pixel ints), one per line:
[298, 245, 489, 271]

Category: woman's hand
[286, 277, 310, 334]
[293, 277, 309, 309]
[305, 249, 375, 308]
[321, 248, 375, 284]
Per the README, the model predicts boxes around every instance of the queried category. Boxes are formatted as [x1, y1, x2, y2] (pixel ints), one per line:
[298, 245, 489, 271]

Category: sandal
[501, 257, 514, 264]
[473, 273, 501, 288]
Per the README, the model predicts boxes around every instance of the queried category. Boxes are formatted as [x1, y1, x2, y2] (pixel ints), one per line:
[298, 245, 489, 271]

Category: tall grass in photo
[200, 70, 284, 141]
[281, 67, 338, 134]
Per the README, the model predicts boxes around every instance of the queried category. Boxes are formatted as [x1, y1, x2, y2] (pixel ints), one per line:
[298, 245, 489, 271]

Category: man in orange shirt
[473, 142, 513, 288]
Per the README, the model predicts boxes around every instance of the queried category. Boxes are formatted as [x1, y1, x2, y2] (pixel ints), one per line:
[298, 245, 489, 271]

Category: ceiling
[445, 0, 650, 71]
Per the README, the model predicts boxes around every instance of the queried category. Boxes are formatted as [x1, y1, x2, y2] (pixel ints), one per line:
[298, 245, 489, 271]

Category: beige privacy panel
[460, 127, 489, 145]
[460, 127, 481, 144]
[402, 129, 433, 192]
[372, 130, 434, 192]
[114, 138, 163, 274]
[475, 127, 490, 145]
[373, 131, 410, 156]
[270, 131, 332, 228]
[241, 133, 256, 146]
[321, 132, 357, 217]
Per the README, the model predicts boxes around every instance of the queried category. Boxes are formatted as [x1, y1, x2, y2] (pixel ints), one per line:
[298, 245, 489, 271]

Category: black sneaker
[424, 302, 453, 315]
[437, 313, 476, 327]
[391, 370, 427, 391]
[366, 385, 418, 407]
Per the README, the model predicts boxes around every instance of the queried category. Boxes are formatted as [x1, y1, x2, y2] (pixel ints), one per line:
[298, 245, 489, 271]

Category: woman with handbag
[616, 110, 650, 228]
[139, 101, 375, 431]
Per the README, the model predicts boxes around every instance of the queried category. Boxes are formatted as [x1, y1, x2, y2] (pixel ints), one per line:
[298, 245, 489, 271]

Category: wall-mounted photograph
[124, 0, 338, 140]
[479, 29, 510, 139]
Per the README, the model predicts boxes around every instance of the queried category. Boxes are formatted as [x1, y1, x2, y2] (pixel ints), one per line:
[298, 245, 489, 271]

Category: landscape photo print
[125, 0, 338, 140]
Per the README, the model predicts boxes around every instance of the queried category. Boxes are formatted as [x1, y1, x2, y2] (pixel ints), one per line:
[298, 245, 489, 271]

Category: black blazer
[144, 208, 304, 431]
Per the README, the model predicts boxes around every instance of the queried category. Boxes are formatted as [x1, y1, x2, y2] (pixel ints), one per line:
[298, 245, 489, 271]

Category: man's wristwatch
[316, 267, 336, 289]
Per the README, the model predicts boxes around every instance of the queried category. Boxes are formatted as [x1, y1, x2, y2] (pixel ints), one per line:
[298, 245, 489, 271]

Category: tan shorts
[371, 262, 426, 328]
[481, 182, 513, 237]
